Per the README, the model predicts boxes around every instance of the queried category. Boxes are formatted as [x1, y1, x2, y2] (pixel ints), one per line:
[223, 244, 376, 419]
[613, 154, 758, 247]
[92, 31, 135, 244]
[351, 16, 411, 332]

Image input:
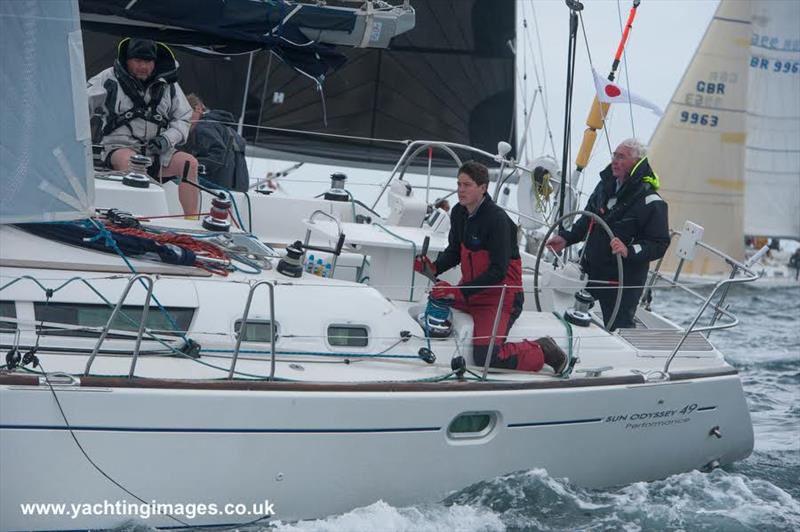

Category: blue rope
[87, 219, 186, 339]
[425, 298, 452, 321]
[201, 348, 420, 359]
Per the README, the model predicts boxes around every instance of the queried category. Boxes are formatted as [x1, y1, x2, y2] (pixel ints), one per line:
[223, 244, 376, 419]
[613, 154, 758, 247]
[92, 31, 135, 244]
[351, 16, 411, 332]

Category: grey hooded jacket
[87, 39, 191, 166]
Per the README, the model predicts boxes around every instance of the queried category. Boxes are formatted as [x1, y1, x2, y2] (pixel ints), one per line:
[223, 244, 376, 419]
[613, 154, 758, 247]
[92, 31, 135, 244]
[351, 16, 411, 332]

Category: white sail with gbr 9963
[744, 0, 800, 241]
[648, 0, 751, 276]
[0, 0, 94, 224]
[649, 0, 800, 276]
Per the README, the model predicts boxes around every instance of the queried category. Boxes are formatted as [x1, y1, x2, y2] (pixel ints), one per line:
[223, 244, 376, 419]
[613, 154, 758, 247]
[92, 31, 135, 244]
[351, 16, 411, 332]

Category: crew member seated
[88, 38, 199, 216]
[183, 93, 250, 192]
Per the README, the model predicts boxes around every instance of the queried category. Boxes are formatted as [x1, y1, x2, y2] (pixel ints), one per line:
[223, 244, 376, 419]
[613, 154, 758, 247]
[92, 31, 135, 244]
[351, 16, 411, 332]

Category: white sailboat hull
[1, 372, 752, 530]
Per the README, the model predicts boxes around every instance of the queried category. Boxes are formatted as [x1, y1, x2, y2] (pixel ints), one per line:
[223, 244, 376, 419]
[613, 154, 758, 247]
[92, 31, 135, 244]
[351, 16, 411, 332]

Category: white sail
[743, 0, 800, 240]
[0, 0, 94, 224]
[648, 0, 751, 275]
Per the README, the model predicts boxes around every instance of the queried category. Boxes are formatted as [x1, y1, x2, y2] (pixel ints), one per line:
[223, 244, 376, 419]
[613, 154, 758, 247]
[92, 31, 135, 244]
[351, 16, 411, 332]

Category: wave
[269, 467, 800, 532]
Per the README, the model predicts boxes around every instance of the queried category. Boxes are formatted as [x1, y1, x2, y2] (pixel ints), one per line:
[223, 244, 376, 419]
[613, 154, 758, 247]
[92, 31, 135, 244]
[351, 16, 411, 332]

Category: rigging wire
[35, 354, 276, 530]
[23, 293, 199, 528]
[522, 1, 558, 161]
[616, 0, 637, 138]
[518, 13, 530, 161]
[578, 11, 614, 163]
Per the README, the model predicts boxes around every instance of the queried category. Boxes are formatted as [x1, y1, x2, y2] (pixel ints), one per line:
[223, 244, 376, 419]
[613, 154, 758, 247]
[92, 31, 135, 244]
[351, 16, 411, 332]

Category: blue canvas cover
[79, 0, 349, 78]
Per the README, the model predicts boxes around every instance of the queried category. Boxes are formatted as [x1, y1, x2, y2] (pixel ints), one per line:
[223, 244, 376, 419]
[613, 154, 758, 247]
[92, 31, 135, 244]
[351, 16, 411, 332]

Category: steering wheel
[533, 210, 624, 330]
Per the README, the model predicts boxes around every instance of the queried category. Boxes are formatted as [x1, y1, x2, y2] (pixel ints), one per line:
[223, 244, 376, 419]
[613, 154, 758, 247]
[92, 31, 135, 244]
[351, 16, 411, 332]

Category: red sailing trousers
[452, 293, 544, 372]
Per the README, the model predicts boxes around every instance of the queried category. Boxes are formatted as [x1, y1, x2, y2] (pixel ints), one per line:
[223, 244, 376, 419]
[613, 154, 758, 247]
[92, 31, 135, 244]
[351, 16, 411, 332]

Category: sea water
[268, 284, 799, 531]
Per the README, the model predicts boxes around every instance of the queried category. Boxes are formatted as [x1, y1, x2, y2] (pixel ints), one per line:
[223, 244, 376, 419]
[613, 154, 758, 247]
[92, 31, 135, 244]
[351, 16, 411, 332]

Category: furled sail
[243, 0, 516, 170]
[79, 0, 414, 79]
[80, 1, 512, 171]
[648, 0, 751, 275]
[0, 0, 95, 224]
[743, 0, 800, 240]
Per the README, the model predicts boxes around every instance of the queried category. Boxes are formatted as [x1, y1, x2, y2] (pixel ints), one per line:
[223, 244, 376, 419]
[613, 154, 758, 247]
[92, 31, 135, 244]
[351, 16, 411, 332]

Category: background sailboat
[744, 0, 800, 243]
[649, 0, 799, 277]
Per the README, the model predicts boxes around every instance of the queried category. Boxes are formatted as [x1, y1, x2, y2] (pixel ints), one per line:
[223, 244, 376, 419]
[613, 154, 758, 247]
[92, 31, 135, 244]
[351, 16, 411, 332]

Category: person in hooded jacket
[415, 161, 568, 374]
[183, 94, 250, 192]
[88, 38, 199, 216]
[547, 138, 670, 330]
[789, 248, 800, 281]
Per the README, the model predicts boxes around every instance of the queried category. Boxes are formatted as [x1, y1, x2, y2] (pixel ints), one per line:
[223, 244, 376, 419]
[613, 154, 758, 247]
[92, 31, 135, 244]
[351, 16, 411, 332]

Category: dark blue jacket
[560, 157, 670, 288]
[183, 109, 249, 192]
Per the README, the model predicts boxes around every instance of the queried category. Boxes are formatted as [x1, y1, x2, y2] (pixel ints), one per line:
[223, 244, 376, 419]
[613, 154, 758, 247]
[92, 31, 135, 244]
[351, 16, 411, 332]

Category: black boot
[535, 336, 567, 374]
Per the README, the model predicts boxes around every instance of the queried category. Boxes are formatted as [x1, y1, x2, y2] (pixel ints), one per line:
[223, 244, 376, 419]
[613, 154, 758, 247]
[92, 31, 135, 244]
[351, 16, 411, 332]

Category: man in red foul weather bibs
[414, 161, 566, 374]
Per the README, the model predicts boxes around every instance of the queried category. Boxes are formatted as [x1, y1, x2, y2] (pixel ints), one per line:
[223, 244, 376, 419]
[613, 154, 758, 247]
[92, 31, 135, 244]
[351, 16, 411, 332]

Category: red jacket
[435, 195, 522, 305]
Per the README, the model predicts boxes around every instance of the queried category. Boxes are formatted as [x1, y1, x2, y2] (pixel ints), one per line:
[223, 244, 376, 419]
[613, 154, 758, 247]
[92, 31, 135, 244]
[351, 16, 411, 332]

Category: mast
[557, 0, 583, 225]
[561, 0, 641, 222]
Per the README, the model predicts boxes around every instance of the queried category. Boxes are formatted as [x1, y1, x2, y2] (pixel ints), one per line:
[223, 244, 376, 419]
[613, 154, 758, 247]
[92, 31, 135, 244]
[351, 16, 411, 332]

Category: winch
[323, 172, 349, 201]
[202, 194, 233, 232]
[277, 241, 305, 278]
[419, 297, 454, 338]
[122, 154, 152, 188]
[564, 289, 595, 327]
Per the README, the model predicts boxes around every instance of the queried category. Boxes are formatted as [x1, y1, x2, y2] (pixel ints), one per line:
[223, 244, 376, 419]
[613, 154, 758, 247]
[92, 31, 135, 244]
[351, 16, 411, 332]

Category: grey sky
[517, 0, 720, 192]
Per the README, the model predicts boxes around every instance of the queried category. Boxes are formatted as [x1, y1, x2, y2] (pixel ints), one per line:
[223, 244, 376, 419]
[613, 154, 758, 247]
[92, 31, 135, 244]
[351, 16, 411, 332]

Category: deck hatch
[618, 329, 715, 352]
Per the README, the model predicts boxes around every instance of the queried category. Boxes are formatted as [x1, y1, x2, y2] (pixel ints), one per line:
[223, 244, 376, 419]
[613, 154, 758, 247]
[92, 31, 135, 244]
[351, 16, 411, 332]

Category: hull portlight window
[234, 319, 278, 343]
[448, 412, 497, 439]
[33, 302, 194, 337]
[0, 301, 16, 332]
[327, 325, 369, 347]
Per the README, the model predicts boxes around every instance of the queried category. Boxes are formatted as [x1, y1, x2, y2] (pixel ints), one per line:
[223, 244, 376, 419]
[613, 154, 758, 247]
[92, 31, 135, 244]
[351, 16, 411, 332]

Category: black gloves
[146, 135, 170, 156]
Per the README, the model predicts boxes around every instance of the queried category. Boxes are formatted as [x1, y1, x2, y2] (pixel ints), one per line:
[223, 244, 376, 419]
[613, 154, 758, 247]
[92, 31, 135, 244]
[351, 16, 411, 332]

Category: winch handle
[420, 235, 430, 258]
[178, 161, 226, 200]
[335, 233, 346, 256]
[414, 236, 438, 282]
[302, 233, 347, 257]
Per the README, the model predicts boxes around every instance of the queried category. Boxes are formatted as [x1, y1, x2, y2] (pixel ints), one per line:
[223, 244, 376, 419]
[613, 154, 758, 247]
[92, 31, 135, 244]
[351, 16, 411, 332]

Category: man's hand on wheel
[610, 237, 629, 258]
[546, 235, 567, 253]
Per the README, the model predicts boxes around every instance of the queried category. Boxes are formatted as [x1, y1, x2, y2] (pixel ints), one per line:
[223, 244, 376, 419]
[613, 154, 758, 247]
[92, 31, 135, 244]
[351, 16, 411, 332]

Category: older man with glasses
[547, 139, 670, 330]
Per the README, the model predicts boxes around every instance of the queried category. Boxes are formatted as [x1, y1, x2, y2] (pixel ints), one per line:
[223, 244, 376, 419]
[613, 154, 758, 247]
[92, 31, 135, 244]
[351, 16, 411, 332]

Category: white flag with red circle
[592, 69, 662, 116]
